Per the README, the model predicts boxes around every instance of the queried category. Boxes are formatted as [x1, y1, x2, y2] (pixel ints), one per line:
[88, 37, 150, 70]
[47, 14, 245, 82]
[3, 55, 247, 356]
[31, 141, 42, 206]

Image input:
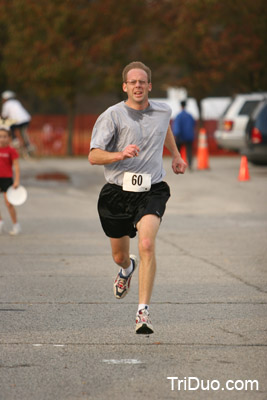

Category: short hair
[180, 100, 186, 108]
[122, 61, 151, 83]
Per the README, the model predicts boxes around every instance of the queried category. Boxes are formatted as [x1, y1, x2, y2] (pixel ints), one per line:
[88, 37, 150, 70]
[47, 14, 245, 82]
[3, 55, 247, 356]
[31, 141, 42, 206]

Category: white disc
[6, 185, 28, 206]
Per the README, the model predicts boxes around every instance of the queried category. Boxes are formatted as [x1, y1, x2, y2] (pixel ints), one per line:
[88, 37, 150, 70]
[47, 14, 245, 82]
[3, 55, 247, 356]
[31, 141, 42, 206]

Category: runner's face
[0, 130, 9, 147]
[123, 68, 152, 109]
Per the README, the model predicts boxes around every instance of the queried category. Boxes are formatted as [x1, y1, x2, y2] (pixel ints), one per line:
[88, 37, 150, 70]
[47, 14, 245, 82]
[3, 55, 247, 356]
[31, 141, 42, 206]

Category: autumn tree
[2, 0, 150, 154]
[1, 0, 266, 148]
[145, 0, 267, 118]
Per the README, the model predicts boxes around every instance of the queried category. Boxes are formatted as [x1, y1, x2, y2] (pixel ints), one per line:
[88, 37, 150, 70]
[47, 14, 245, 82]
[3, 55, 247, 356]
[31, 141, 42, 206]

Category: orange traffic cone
[238, 156, 250, 181]
[197, 128, 209, 169]
[180, 145, 187, 163]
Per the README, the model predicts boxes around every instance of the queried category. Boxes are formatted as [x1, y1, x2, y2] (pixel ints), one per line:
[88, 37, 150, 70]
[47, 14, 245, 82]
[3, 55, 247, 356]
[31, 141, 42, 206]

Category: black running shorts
[97, 181, 170, 238]
[0, 178, 13, 193]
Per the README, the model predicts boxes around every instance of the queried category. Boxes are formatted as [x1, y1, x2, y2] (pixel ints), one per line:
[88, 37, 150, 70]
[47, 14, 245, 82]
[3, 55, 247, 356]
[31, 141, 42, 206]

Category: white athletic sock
[120, 260, 133, 277]
[138, 304, 149, 312]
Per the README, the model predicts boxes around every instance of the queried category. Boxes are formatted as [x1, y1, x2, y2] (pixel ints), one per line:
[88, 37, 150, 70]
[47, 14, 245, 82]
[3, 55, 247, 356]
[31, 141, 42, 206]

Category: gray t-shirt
[90, 100, 172, 185]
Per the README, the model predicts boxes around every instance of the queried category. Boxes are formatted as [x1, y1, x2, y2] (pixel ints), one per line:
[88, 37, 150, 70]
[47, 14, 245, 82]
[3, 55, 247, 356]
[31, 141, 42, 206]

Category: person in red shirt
[0, 127, 21, 235]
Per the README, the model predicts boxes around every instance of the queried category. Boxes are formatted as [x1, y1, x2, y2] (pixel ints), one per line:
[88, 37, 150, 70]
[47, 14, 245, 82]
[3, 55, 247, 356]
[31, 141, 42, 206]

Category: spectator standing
[172, 100, 195, 169]
[0, 127, 21, 235]
[1, 91, 34, 156]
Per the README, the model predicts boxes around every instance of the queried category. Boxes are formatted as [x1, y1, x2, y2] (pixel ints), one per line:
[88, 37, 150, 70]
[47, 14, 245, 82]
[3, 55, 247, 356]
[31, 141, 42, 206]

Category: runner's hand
[172, 155, 187, 174]
[121, 144, 140, 159]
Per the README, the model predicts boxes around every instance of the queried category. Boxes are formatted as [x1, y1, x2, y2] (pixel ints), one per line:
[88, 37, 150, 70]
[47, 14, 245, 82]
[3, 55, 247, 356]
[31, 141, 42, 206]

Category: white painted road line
[103, 359, 142, 365]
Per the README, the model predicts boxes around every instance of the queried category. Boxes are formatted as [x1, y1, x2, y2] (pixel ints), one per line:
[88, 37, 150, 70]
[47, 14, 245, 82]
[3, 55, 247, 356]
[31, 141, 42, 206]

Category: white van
[215, 93, 267, 152]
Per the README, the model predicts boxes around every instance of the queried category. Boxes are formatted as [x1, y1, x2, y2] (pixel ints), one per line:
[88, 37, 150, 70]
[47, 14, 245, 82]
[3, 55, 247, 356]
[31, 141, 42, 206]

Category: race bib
[122, 172, 151, 192]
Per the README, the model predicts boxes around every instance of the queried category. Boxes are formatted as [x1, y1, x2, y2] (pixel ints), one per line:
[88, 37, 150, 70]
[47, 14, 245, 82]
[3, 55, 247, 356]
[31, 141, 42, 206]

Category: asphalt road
[0, 156, 266, 400]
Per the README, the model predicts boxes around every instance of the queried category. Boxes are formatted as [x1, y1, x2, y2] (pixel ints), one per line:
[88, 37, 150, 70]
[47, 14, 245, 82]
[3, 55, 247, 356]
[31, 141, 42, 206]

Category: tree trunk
[67, 99, 75, 156]
[196, 97, 203, 129]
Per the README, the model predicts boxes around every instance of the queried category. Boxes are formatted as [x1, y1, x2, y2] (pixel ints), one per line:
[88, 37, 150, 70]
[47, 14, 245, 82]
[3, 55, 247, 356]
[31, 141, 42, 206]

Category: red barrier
[28, 115, 236, 157]
[28, 115, 98, 156]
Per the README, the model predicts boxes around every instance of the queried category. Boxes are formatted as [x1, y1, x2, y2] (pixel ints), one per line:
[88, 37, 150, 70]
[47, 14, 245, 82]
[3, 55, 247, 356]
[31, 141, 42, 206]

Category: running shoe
[9, 223, 21, 236]
[135, 307, 154, 334]
[113, 254, 138, 299]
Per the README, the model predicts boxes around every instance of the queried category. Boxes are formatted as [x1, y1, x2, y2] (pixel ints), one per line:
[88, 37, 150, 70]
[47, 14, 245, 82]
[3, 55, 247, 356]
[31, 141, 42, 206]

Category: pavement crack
[0, 342, 266, 347]
[0, 253, 110, 257]
[158, 235, 267, 294]
[219, 327, 247, 339]
[0, 301, 266, 305]
[0, 363, 36, 369]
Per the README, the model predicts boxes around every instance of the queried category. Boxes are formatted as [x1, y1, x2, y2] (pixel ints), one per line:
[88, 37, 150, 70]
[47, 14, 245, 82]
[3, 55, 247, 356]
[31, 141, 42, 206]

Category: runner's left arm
[164, 125, 187, 174]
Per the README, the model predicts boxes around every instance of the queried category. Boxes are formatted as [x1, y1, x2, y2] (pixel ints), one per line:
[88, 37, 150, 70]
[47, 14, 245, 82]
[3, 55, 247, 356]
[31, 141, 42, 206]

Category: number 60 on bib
[123, 172, 151, 192]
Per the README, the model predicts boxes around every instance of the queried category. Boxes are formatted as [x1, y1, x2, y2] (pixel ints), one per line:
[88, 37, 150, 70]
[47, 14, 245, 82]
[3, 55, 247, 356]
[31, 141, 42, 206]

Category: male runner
[88, 61, 186, 334]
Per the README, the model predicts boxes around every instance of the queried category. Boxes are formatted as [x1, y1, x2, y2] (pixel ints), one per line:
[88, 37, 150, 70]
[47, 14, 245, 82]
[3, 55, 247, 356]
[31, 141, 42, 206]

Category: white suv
[215, 93, 267, 152]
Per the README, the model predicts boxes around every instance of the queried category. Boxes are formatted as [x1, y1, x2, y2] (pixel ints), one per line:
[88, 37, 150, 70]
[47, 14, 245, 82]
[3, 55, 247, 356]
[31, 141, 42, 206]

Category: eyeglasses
[125, 80, 148, 86]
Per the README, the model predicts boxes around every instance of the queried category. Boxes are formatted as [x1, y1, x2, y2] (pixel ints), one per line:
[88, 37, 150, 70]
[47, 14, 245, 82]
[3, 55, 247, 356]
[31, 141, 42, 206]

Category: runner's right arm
[88, 145, 140, 165]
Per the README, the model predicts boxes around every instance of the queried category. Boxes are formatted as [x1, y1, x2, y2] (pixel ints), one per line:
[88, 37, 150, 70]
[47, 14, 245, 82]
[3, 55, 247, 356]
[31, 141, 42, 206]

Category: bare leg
[20, 125, 31, 149]
[4, 193, 17, 224]
[185, 141, 193, 169]
[110, 236, 131, 270]
[136, 214, 160, 305]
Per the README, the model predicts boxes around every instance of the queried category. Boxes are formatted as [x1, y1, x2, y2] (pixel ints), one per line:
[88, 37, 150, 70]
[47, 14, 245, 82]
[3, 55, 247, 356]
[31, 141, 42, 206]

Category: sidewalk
[0, 156, 266, 399]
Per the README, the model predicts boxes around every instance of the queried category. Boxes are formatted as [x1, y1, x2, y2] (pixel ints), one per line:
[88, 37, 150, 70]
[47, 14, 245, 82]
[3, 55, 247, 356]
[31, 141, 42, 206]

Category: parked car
[242, 100, 267, 165]
[215, 93, 267, 152]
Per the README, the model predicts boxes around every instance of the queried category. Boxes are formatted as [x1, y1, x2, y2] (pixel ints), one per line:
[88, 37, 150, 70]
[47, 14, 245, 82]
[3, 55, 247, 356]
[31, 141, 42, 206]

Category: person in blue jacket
[172, 100, 195, 169]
